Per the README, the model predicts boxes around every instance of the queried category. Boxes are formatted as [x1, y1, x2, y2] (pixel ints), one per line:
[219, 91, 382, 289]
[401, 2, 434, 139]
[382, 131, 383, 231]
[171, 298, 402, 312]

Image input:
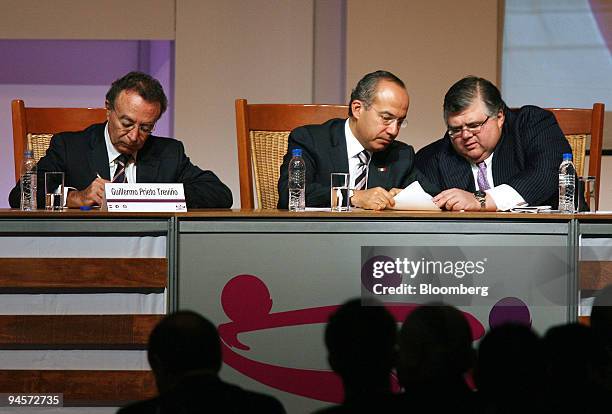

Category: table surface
[1, 208, 610, 220]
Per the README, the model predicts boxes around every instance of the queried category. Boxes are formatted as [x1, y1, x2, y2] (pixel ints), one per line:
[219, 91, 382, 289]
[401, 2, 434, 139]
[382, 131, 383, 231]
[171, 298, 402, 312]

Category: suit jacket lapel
[329, 120, 349, 173]
[368, 151, 390, 188]
[87, 124, 111, 180]
[491, 113, 514, 184]
[441, 140, 475, 191]
[135, 139, 160, 182]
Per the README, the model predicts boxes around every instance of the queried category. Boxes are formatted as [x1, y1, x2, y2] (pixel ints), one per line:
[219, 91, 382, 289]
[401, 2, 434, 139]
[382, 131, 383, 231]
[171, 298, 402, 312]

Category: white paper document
[390, 181, 441, 211]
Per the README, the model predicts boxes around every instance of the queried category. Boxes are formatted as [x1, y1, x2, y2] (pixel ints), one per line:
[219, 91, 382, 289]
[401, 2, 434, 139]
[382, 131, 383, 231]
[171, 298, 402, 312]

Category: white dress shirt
[344, 119, 372, 189]
[470, 153, 526, 211]
[104, 124, 137, 182]
[64, 124, 138, 205]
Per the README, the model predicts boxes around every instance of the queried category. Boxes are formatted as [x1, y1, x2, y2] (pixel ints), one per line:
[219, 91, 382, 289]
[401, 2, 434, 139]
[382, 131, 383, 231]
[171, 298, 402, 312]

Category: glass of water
[45, 172, 65, 211]
[577, 176, 597, 213]
[330, 173, 350, 212]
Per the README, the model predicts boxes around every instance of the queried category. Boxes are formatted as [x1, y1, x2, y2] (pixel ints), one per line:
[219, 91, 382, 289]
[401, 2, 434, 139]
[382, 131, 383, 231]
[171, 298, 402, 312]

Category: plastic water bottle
[20, 150, 38, 211]
[288, 148, 306, 211]
[558, 153, 575, 213]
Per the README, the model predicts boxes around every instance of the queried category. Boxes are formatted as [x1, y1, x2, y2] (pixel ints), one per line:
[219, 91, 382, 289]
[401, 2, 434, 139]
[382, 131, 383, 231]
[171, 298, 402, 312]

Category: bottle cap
[562, 153, 572, 161]
[292, 148, 302, 157]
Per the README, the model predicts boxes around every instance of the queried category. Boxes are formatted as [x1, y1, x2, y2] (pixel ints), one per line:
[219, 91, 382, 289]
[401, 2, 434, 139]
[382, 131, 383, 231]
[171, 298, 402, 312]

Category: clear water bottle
[288, 148, 306, 211]
[20, 150, 38, 211]
[558, 153, 575, 213]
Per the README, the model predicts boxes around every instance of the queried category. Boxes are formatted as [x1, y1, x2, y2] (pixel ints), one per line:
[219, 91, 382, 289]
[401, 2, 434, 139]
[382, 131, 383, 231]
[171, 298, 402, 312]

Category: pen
[96, 173, 102, 179]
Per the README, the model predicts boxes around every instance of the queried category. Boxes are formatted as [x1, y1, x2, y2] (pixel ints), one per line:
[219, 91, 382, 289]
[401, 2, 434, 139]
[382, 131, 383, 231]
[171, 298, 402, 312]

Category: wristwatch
[474, 191, 486, 210]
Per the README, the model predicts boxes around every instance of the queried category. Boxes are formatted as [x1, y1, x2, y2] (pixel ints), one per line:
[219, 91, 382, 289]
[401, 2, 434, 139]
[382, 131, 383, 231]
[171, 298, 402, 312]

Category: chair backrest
[546, 103, 605, 210]
[235, 98, 349, 209]
[12, 99, 107, 181]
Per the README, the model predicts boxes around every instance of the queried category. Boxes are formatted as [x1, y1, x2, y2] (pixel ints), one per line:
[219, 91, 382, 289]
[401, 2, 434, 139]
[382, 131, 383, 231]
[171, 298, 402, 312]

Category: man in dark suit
[117, 310, 285, 414]
[415, 76, 572, 211]
[9, 71, 232, 209]
[278, 70, 433, 211]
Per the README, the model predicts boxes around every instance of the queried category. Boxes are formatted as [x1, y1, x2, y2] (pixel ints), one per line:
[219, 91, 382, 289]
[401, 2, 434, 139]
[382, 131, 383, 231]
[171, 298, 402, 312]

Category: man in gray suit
[278, 70, 433, 211]
[416, 76, 572, 211]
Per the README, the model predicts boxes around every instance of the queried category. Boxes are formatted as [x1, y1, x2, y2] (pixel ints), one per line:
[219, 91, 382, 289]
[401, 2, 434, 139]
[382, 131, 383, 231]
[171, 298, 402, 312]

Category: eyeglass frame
[107, 107, 157, 136]
[446, 115, 493, 138]
[369, 105, 408, 129]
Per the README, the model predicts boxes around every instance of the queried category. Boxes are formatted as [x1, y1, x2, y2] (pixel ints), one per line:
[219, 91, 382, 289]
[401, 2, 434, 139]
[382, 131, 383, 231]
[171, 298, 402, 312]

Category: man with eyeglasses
[415, 76, 572, 211]
[278, 70, 435, 210]
[8, 71, 232, 209]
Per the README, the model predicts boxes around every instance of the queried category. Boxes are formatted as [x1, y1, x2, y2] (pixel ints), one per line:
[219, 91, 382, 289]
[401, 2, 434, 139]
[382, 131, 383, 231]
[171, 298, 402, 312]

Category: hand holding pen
[65, 173, 110, 208]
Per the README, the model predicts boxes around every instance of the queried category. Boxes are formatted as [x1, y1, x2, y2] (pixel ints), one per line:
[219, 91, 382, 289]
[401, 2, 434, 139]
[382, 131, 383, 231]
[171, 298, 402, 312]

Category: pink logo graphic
[218, 274, 485, 403]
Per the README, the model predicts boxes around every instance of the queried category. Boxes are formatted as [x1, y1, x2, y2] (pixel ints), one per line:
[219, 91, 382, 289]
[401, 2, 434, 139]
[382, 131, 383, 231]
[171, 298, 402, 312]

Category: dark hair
[475, 323, 543, 404]
[349, 70, 406, 117]
[105, 71, 167, 116]
[443, 76, 505, 120]
[398, 303, 474, 387]
[148, 310, 222, 375]
[324, 298, 397, 381]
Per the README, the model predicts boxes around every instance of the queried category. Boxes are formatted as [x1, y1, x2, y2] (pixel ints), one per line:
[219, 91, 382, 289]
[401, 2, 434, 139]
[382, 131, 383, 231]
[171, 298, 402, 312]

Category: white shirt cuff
[64, 187, 76, 207]
[486, 184, 526, 211]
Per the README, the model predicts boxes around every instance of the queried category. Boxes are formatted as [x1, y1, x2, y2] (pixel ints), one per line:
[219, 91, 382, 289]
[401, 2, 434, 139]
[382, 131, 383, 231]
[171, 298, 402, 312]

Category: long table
[0, 209, 611, 413]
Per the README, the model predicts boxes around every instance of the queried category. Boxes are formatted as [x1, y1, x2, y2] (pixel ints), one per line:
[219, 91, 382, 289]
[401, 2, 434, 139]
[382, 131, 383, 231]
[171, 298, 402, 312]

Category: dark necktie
[476, 161, 491, 191]
[354, 150, 371, 190]
[112, 154, 131, 183]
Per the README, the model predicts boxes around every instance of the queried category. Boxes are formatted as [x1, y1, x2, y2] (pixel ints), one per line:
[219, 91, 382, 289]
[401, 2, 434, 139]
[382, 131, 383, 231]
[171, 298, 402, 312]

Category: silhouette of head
[398, 303, 474, 390]
[590, 284, 612, 350]
[148, 310, 222, 392]
[324, 298, 397, 395]
[475, 323, 543, 406]
[543, 323, 607, 394]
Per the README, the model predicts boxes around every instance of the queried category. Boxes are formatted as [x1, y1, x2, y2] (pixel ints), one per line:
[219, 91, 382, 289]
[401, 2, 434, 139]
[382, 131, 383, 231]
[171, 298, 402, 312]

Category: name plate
[104, 183, 187, 212]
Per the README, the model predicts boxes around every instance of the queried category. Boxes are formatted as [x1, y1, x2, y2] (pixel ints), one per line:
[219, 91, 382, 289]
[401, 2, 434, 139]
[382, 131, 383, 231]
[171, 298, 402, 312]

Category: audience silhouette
[117, 310, 285, 414]
[117, 295, 612, 414]
[313, 298, 399, 413]
[541, 322, 611, 413]
[475, 323, 543, 414]
[591, 284, 612, 393]
[397, 303, 476, 413]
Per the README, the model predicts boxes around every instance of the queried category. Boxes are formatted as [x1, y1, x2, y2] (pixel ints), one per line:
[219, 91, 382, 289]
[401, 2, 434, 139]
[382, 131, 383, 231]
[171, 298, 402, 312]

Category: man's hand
[66, 177, 110, 208]
[351, 187, 397, 211]
[433, 188, 497, 211]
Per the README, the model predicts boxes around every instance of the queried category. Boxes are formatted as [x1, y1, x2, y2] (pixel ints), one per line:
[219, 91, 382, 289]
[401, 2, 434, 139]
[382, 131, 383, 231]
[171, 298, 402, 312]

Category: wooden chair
[235, 98, 348, 209]
[12, 99, 107, 181]
[547, 103, 605, 210]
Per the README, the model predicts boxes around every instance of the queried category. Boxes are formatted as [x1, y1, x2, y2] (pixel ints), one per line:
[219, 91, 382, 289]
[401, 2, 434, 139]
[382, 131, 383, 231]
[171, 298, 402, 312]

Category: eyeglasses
[110, 109, 156, 135]
[374, 109, 408, 129]
[447, 116, 490, 138]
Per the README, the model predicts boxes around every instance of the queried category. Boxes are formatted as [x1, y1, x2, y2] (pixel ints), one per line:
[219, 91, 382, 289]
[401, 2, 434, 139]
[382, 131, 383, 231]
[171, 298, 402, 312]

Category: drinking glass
[45, 172, 64, 211]
[577, 176, 596, 213]
[330, 173, 350, 212]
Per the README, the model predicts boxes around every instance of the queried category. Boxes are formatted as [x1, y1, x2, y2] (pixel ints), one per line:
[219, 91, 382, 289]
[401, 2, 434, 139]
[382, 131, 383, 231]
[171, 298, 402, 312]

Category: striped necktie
[354, 150, 371, 190]
[112, 154, 131, 183]
[476, 161, 491, 191]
